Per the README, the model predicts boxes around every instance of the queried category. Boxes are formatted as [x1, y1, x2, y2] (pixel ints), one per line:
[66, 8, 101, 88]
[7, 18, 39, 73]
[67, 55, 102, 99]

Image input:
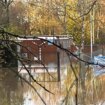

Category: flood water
[1, 67, 105, 105]
[0, 48, 72, 105]
[0, 67, 69, 105]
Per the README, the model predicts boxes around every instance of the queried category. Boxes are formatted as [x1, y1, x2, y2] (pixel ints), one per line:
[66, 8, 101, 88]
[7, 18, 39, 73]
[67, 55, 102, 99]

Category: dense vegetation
[0, 0, 105, 44]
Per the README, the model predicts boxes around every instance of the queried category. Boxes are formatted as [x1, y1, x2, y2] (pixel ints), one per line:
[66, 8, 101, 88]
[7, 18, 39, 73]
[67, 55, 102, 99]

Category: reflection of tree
[0, 68, 24, 105]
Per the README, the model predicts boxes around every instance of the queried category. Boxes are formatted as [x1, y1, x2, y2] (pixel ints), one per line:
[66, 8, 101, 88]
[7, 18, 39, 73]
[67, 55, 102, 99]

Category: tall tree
[0, 0, 13, 28]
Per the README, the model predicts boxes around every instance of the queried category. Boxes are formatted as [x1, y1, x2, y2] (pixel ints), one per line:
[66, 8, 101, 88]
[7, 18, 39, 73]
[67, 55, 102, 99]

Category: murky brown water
[0, 67, 68, 105]
[1, 65, 105, 105]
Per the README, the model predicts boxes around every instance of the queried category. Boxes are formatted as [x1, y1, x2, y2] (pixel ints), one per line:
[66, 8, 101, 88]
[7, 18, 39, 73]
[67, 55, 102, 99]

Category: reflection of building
[17, 36, 73, 81]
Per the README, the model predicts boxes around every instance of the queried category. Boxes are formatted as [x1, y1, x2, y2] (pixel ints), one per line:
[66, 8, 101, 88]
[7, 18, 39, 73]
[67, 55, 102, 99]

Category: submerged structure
[17, 35, 73, 81]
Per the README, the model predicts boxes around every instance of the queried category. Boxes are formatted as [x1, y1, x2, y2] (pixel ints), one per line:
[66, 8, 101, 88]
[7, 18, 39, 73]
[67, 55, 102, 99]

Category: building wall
[19, 37, 73, 66]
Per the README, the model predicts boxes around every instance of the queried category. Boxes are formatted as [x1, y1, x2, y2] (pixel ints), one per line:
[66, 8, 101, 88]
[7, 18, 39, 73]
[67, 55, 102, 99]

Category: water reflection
[21, 74, 65, 105]
[0, 67, 67, 105]
[1, 66, 105, 105]
[0, 68, 23, 105]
